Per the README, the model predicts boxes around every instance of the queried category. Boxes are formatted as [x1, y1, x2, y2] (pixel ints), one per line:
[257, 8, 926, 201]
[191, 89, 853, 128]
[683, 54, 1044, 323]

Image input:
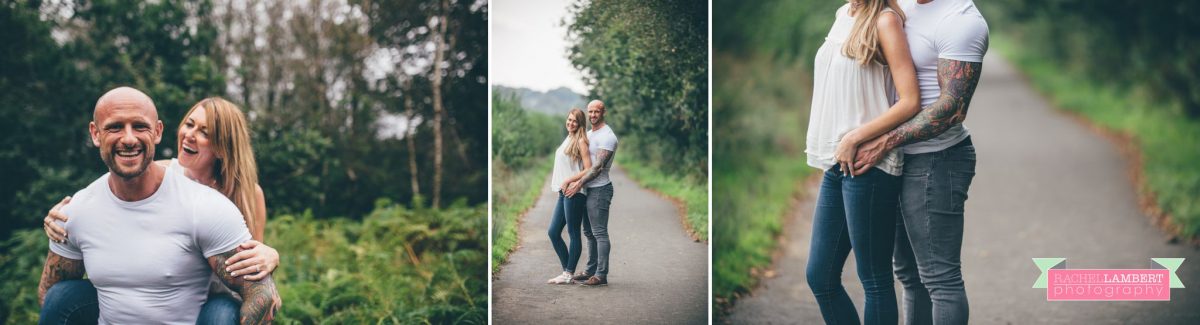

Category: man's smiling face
[587, 100, 605, 126]
[90, 88, 162, 179]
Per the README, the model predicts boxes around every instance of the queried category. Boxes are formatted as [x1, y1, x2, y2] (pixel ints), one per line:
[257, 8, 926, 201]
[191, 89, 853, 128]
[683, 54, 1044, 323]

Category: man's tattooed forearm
[240, 278, 279, 325]
[884, 59, 982, 149]
[579, 149, 613, 184]
[38, 252, 85, 306]
[210, 249, 280, 325]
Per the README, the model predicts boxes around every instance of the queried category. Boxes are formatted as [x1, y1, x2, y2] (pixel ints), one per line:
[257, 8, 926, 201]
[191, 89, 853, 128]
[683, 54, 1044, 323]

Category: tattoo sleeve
[209, 249, 280, 325]
[578, 149, 613, 185]
[883, 59, 983, 149]
[38, 251, 85, 306]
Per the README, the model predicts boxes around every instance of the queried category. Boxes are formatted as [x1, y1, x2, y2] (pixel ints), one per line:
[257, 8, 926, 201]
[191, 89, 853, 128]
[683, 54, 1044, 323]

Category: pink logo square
[1046, 269, 1170, 301]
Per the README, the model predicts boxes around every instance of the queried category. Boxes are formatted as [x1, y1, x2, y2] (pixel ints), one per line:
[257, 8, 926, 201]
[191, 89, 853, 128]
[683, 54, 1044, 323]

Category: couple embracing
[37, 87, 281, 324]
[804, 0, 987, 324]
[545, 100, 618, 287]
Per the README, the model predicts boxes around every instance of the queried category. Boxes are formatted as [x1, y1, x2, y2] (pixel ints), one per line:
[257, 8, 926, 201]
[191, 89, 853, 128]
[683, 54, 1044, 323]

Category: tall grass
[995, 36, 1200, 238]
[0, 200, 487, 324]
[712, 53, 815, 315]
[490, 158, 553, 272]
[711, 0, 839, 318]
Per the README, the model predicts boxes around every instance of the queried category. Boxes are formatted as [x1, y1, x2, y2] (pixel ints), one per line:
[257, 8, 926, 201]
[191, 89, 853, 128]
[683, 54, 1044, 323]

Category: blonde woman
[42, 97, 277, 323]
[546, 108, 592, 284]
[803, 0, 921, 323]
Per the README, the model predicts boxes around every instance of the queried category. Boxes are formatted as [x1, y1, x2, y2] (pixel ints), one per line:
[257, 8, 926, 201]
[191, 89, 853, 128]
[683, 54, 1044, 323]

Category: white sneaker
[546, 273, 572, 284]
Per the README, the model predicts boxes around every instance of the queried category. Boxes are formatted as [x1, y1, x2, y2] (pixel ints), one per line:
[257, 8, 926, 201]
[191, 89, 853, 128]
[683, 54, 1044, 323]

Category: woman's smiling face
[566, 112, 580, 133]
[177, 107, 217, 170]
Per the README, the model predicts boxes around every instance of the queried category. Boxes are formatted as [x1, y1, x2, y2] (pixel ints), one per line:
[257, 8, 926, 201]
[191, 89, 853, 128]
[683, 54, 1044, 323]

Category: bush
[0, 200, 487, 324]
[491, 94, 563, 170]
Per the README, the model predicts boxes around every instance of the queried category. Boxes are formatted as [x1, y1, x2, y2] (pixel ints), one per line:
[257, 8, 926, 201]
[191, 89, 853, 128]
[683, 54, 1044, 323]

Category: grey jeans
[893, 137, 976, 325]
[582, 183, 614, 277]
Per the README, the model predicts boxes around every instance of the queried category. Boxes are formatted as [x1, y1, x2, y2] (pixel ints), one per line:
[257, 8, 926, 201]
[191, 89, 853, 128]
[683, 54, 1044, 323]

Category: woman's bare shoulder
[579, 136, 591, 149]
[877, 9, 904, 30]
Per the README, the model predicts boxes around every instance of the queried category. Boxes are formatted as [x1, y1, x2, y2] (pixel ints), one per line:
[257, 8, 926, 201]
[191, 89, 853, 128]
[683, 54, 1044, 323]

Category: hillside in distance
[493, 85, 586, 116]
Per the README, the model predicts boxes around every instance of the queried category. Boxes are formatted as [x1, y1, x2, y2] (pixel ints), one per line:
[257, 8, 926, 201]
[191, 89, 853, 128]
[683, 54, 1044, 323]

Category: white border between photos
[486, 0, 494, 323]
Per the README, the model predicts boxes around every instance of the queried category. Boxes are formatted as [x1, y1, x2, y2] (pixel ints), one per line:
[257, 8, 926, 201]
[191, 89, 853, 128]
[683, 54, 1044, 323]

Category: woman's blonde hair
[843, 0, 905, 65]
[564, 108, 588, 165]
[178, 97, 261, 233]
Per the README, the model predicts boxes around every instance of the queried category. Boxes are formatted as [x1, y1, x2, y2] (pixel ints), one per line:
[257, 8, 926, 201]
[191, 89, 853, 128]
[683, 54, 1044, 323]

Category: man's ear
[88, 121, 100, 147]
[153, 120, 164, 144]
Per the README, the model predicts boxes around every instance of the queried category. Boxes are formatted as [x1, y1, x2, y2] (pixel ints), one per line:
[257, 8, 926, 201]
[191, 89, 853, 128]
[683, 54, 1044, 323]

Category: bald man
[37, 87, 280, 324]
[566, 99, 619, 286]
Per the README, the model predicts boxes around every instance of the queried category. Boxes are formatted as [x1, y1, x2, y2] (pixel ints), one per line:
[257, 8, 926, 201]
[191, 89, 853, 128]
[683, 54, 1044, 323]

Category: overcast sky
[492, 0, 587, 94]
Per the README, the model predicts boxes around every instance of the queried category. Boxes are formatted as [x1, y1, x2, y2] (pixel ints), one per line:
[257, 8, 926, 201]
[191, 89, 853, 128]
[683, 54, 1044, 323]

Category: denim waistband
[904, 136, 973, 159]
[949, 135, 973, 149]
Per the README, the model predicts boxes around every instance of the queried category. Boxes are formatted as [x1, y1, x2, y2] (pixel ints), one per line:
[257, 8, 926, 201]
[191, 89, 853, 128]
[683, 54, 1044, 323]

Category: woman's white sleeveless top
[549, 137, 587, 195]
[805, 4, 904, 176]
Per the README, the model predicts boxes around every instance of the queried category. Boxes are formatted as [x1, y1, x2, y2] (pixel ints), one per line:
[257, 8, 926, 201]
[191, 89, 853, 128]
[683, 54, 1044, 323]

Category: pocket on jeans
[948, 171, 975, 213]
[901, 155, 931, 179]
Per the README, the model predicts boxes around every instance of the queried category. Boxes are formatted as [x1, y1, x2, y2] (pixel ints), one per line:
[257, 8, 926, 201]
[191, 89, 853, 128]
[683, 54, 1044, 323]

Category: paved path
[493, 167, 708, 324]
[727, 54, 1200, 324]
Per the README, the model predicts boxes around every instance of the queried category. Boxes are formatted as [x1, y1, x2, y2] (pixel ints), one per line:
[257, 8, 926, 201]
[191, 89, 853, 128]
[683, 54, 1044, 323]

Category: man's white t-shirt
[49, 164, 251, 325]
[585, 124, 618, 188]
[899, 0, 989, 154]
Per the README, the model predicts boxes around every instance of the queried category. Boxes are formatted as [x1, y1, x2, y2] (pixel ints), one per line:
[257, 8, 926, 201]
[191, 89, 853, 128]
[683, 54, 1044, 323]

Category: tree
[0, 0, 223, 237]
[361, 0, 489, 208]
[566, 0, 708, 179]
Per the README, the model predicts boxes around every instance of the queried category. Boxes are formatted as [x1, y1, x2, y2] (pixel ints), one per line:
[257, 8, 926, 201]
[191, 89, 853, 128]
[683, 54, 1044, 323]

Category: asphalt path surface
[493, 167, 708, 324]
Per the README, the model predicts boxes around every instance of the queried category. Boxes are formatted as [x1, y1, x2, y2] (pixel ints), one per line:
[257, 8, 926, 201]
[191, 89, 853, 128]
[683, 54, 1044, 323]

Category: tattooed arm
[209, 249, 280, 325]
[38, 251, 85, 306]
[852, 59, 983, 175]
[578, 148, 612, 185]
[566, 149, 613, 196]
[882, 59, 982, 148]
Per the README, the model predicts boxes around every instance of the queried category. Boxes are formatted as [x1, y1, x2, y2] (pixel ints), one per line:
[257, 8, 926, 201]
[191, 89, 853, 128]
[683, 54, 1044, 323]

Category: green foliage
[978, 1, 1200, 118]
[995, 36, 1200, 238]
[711, 0, 835, 316]
[616, 156, 708, 241]
[0, 202, 487, 324]
[254, 128, 335, 216]
[713, 0, 841, 66]
[0, 0, 224, 236]
[490, 94, 561, 270]
[0, 230, 48, 324]
[491, 94, 563, 170]
[566, 0, 708, 180]
[712, 54, 816, 315]
[1, 0, 489, 238]
[217, 0, 489, 216]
